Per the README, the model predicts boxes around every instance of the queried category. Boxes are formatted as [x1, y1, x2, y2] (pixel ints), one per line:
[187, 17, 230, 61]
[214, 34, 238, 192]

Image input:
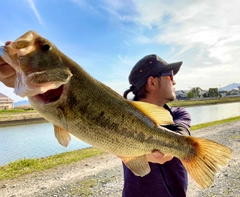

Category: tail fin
[181, 137, 232, 189]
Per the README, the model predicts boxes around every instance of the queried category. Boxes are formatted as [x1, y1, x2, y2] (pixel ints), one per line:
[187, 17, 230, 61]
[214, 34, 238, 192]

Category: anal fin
[122, 155, 150, 177]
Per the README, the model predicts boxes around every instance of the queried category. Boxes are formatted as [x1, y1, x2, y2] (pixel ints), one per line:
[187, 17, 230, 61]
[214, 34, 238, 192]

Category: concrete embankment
[0, 112, 47, 127]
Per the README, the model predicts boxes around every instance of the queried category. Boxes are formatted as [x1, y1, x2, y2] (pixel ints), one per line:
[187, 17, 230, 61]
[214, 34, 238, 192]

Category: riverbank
[0, 120, 239, 196]
[0, 112, 46, 127]
[170, 96, 240, 107]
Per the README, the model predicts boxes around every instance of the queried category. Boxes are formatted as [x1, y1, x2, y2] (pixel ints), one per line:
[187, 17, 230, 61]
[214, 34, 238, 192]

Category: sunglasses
[165, 75, 173, 81]
[154, 71, 174, 81]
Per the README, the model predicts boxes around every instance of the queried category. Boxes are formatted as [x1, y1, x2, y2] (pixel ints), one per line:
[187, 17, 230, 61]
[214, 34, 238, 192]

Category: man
[122, 54, 191, 197]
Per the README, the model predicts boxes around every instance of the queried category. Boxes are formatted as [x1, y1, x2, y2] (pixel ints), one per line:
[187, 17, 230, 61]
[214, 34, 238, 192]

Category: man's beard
[168, 94, 176, 102]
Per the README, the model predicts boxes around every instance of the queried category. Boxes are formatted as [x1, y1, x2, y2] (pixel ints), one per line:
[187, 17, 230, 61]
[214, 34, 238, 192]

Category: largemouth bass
[1, 31, 232, 189]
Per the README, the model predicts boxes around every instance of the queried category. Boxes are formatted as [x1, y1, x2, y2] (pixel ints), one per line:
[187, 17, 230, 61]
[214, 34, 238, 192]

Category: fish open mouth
[37, 85, 64, 104]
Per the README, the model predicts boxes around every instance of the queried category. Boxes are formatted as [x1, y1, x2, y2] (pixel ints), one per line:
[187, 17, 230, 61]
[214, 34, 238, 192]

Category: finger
[161, 155, 173, 163]
[0, 62, 16, 88]
[146, 152, 163, 163]
[150, 151, 173, 164]
[1, 73, 16, 87]
[152, 151, 165, 159]
[0, 56, 5, 64]
[0, 64, 15, 78]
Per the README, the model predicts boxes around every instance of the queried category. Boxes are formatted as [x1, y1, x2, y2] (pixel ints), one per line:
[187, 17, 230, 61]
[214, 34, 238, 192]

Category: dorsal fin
[129, 101, 174, 125]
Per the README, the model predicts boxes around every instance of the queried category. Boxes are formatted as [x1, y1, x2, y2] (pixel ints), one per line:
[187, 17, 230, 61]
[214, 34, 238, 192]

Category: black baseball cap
[124, 54, 182, 98]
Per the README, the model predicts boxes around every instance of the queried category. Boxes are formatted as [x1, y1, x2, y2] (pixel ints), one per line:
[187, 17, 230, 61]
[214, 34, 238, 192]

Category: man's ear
[146, 76, 156, 89]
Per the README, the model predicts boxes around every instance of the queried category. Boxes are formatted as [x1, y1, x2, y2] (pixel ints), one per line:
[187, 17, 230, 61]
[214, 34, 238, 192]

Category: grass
[169, 96, 240, 107]
[71, 175, 118, 196]
[0, 108, 35, 115]
[0, 148, 103, 181]
[72, 179, 96, 196]
[191, 116, 240, 130]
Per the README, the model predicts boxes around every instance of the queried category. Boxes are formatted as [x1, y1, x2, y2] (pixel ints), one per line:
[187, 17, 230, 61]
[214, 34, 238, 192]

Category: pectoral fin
[54, 125, 71, 147]
[129, 101, 174, 125]
[57, 107, 68, 131]
[121, 155, 150, 176]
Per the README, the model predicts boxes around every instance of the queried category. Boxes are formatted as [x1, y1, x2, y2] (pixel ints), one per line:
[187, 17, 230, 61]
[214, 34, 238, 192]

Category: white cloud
[70, 0, 98, 12]
[26, 0, 43, 25]
[123, 40, 130, 46]
[101, 0, 126, 10]
[126, 0, 240, 89]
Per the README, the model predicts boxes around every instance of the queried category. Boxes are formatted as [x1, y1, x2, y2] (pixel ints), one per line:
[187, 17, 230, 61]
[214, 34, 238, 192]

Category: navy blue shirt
[122, 105, 191, 197]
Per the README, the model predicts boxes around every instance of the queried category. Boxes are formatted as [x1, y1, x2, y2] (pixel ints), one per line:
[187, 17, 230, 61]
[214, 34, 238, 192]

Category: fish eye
[41, 44, 51, 52]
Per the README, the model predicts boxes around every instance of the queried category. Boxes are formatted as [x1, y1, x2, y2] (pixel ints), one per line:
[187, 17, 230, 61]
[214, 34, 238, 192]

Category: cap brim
[161, 61, 182, 75]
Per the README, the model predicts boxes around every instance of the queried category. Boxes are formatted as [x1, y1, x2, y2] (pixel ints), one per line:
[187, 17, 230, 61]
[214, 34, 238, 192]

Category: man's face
[157, 73, 176, 102]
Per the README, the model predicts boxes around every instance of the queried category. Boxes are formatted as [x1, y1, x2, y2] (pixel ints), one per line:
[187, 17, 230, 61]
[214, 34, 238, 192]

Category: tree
[208, 88, 218, 97]
[187, 91, 194, 99]
[191, 87, 201, 98]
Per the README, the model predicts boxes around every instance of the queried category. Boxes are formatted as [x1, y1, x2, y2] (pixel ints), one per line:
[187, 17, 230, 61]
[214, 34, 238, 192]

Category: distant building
[0, 93, 14, 109]
[175, 90, 188, 100]
[218, 90, 227, 97]
[229, 88, 240, 96]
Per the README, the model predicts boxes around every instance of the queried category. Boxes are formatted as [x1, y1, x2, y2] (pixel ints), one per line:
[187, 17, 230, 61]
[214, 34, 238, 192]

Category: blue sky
[1, 0, 240, 102]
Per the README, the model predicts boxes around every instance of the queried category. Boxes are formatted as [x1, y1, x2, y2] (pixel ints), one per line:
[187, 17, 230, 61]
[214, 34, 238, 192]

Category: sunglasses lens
[166, 75, 173, 81]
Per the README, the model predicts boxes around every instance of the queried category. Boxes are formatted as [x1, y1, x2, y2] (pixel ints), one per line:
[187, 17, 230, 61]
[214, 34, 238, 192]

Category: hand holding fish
[120, 151, 173, 165]
[0, 56, 15, 88]
[146, 151, 173, 164]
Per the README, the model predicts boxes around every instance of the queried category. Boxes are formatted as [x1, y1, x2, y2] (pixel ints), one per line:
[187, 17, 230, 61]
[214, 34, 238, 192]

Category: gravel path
[1, 121, 239, 197]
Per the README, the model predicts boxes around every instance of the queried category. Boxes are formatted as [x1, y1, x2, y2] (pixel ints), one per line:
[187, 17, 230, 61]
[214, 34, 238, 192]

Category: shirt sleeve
[170, 107, 191, 136]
